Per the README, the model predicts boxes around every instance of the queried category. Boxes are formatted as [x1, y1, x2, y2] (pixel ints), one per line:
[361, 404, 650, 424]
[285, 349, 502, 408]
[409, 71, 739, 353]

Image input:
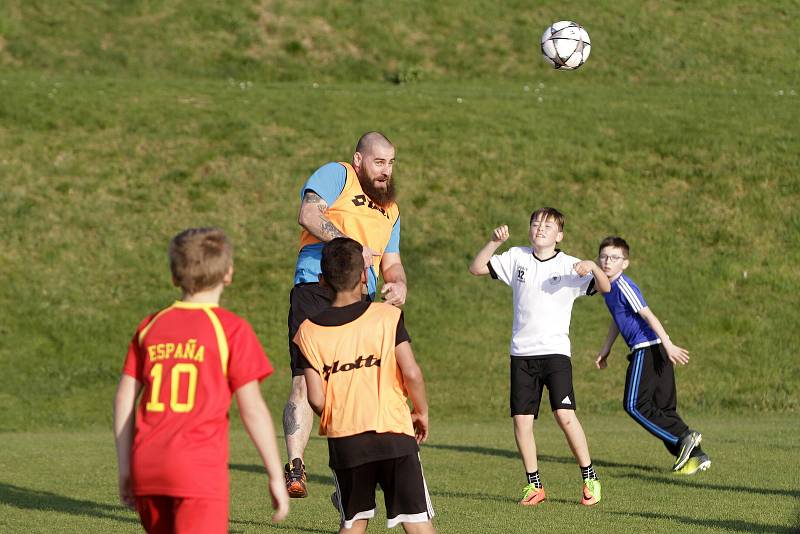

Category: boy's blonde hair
[169, 227, 233, 294]
[530, 207, 565, 231]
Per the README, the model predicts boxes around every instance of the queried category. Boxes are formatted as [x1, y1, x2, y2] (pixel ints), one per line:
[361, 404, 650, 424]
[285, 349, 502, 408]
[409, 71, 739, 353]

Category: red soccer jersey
[123, 301, 273, 500]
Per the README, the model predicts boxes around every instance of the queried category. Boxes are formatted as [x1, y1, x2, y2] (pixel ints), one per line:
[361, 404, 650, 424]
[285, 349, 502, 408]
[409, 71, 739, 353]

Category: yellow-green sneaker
[675, 453, 711, 475]
[519, 483, 546, 506]
[673, 431, 702, 471]
[580, 479, 601, 506]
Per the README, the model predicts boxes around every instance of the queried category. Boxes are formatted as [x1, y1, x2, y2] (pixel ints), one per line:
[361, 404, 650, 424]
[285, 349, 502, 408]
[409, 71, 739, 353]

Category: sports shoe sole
[580, 482, 601, 506]
[677, 458, 711, 476]
[520, 489, 546, 506]
[580, 492, 600, 506]
[287, 482, 308, 498]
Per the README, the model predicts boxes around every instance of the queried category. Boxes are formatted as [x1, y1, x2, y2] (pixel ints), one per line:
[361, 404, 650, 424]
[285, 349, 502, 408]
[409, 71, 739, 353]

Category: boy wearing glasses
[595, 236, 710, 475]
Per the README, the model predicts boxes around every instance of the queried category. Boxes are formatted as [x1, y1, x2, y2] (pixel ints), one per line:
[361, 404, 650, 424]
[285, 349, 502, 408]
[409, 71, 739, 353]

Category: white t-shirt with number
[489, 247, 595, 357]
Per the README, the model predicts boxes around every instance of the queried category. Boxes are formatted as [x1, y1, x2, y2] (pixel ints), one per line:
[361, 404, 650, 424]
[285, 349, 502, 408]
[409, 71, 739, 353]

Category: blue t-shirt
[602, 274, 660, 350]
[293, 162, 401, 299]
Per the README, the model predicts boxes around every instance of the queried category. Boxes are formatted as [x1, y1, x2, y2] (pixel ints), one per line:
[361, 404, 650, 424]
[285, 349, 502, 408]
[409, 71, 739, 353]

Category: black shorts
[288, 283, 333, 376]
[510, 355, 576, 417]
[331, 454, 434, 530]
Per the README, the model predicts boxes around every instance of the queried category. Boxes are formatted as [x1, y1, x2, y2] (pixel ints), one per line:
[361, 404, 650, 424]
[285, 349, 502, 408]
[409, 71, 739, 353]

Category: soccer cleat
[675, 453, 711, 475]
[284, 458, 308, 498]
[673, 431, 702, 471]
[580, 479, 602, 506]
[519, 483, 546, 506]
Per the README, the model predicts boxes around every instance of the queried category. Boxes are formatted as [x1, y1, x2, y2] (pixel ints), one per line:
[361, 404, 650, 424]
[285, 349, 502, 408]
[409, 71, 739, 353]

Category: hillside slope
[0, 1, 798, 430]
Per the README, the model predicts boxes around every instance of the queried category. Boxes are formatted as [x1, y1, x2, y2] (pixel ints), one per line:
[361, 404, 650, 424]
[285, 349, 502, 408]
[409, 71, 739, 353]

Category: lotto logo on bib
[351, 194, 390, 219]
[548, 272, 562, 285]
[323, 354, 381, 380]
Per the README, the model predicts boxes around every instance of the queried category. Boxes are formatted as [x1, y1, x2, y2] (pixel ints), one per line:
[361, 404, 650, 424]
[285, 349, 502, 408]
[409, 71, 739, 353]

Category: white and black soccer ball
[540, 21, 591, 70]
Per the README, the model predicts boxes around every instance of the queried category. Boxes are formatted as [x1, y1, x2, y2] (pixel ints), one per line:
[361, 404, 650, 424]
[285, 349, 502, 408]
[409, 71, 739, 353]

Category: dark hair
[598, 236, 630, 257]
[530, 207, 565, 230]
[169, 227, 233, 294]
[321, 238, 364, 292]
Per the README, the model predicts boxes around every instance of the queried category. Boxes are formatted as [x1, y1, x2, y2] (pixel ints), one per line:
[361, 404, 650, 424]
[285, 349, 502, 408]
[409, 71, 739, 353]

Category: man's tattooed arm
[319, 220, 346, 240]
[299, 191, 346, 241]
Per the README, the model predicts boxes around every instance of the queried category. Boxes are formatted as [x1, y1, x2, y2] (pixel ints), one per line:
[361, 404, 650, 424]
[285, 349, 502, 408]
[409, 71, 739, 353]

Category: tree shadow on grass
[0, 482, 137, 524]
[617, 472, 800, 499]
[423, 489, 587, 507]
[593, 457, 662, 473]
[230, 519, 330, 533]
[229, 463, 333, 485]
[430, 489, 511, 504]
[607, 510, 798, 534]
[424, 443, 661, 472]
[229, 463, 269, 475]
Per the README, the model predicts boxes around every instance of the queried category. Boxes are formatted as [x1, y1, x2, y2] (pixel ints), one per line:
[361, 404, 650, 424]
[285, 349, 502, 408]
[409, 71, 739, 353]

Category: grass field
[1, 0, 798, 431]
[1, 72, 797, 430]
[1, 1, 799, 532]
[1, 414, 798, 533]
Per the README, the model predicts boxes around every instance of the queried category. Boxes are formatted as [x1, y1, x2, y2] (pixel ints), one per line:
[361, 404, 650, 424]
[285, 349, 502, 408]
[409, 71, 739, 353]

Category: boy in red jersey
[294, 238, 434, 533]
[113, 227, 289, 533]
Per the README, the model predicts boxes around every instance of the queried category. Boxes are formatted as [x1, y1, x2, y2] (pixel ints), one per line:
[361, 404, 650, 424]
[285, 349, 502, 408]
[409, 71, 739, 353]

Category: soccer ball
[540, 21, 591, 70]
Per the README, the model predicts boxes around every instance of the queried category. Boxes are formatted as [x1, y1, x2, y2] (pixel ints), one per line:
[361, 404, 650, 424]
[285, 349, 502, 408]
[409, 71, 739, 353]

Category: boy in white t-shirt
[469, 207, 610, 507]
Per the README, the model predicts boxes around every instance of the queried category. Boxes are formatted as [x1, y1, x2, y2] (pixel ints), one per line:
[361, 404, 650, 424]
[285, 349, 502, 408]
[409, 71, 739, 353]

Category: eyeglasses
[599, 254, 625, 263]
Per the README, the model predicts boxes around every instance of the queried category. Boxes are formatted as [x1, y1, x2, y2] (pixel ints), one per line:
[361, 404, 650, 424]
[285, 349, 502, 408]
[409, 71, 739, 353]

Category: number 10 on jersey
[145, 363, 198, 413]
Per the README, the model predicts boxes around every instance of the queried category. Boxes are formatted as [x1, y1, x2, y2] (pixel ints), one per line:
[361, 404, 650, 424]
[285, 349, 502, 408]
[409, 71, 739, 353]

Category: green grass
[1, 71, 798, 430]
[1, 415, 798, 533]
[0, 1, 799, 529]
[1, 4, 798, 430]
[2, 1, 797, 84]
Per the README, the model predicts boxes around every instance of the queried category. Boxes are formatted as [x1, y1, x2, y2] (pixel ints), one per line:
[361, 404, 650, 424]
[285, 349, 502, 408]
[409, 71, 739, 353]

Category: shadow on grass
[231, 518, 330, 533]
[426, 490, 589, 507]
[0, 482, 137, 524]
[424, 443, 661, 472]
[431, 489, 510, 503]
[607, 510, 798, 534]
[617, 473, 800, 499]
[230, 463, 333, 485]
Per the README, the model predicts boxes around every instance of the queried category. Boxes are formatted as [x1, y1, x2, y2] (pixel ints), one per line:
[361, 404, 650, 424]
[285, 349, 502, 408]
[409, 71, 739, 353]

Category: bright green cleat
[581, 478, 602, 506]
[519, 483, 546, 505]
[673, 431, 702, 471]
[675, 453, 711, 475]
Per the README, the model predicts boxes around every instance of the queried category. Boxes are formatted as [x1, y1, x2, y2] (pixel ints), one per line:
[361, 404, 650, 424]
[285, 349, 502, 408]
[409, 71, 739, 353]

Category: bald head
[355, 131, 394, 155]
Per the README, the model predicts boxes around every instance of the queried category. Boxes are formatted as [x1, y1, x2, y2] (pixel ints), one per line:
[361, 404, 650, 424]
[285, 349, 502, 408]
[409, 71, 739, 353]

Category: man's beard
[358, 174, 397, 208]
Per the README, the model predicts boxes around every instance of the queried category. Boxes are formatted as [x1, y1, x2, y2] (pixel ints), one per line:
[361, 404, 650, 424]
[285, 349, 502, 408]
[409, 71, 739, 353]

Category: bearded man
[282, 132, 408, 497]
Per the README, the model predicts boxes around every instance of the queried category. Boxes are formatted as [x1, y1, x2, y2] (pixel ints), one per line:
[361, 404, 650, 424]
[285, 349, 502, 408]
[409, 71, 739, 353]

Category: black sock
[581, 464, 598, 480]
[526, 471, 542, 488]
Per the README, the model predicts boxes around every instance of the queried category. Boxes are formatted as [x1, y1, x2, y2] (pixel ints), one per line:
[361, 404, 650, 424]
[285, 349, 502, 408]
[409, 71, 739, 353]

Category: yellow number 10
[145, 363, 198, 413]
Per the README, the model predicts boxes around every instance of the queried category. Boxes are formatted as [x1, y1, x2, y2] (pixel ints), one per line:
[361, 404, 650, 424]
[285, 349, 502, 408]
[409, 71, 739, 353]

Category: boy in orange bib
[294, 237, 434, 533]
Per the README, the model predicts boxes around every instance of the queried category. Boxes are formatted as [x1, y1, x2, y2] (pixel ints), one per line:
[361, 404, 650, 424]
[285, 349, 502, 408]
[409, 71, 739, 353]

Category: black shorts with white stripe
[331, 453, 434, 530]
